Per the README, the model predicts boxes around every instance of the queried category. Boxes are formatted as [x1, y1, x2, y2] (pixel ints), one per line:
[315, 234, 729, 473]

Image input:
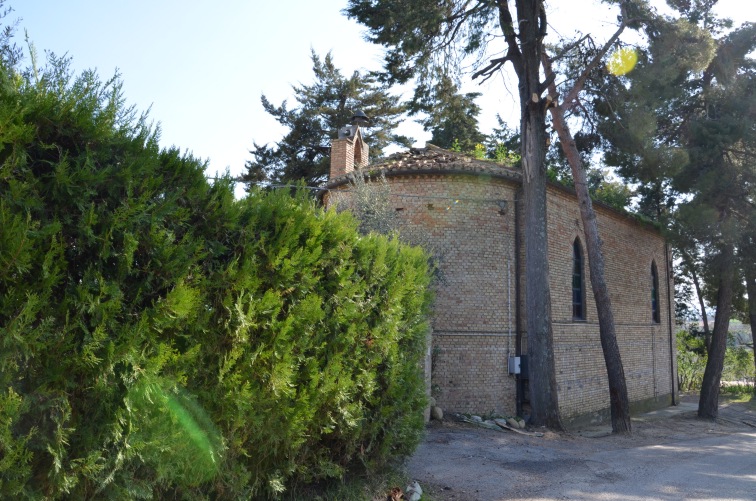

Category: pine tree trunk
[680, 249, 711, 349]
[693, 267, 712, 351]
[521, 104, 561, 428]
[698, 240, 735, 419]
[548, 104, 631, 434]
[515, 0, 562, 430]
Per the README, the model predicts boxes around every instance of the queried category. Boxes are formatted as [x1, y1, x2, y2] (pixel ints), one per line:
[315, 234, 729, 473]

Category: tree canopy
[594, 4, 756, 418]
[410, 72, 486, 151]
[242, 50, 410, 187]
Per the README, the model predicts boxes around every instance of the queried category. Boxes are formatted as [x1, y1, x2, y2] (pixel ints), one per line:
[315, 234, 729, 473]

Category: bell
[351, 109, 370, 126]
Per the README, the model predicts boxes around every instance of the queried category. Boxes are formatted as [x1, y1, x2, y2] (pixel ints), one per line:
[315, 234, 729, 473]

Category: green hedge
[1, 51, 431, 499]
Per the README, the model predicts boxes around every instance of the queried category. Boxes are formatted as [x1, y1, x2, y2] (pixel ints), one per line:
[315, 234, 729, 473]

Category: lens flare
[128, 376, 223, 485]
[607, 48, 638, 76]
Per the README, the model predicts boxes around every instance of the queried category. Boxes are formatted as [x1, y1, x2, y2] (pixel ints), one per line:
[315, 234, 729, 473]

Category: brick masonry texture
[330, 127, 369, 179]
[330, 138, 355, 178]
[325, 145, 676, 423]
[545, 188, 675, 420]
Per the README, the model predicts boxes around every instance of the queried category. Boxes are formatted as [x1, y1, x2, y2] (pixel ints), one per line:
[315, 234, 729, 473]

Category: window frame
[651, 261, 661, 324]
[572, 238, 586, 321]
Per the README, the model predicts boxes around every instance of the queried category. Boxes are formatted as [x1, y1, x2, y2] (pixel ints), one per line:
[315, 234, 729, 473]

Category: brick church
[324, 124, 677, 427]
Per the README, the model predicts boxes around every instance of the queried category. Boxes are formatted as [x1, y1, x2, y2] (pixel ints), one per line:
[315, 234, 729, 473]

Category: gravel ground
[407, 394, 756, 501]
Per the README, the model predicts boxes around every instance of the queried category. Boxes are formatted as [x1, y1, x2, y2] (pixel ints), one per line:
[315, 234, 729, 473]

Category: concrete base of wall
[563, 394, 674, 431]
[629, 394, 675, 415]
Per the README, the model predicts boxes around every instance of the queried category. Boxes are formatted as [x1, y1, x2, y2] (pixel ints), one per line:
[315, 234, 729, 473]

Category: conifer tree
[410, 72, 486, 151]
[347, 0, 565, 429]
[595, 6, 756, 418]
[485, 115, 521, 161]
[0, 42, 223, 496]
[535, 1, 663, 433]
[346, 0, 647, 430]
[242, 50, 410, 187]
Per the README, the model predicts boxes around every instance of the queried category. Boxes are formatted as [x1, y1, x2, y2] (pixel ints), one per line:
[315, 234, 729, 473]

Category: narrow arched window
[572, 239, 585, 320]
[651, 261, 660, 323]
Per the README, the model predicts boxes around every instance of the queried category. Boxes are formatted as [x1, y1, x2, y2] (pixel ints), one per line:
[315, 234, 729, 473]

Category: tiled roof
[325, 143, 521, 188]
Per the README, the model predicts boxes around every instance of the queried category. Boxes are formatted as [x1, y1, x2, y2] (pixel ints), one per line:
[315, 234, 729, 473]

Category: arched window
[651, 261, 660, 323]
[572, 238, 585, 320]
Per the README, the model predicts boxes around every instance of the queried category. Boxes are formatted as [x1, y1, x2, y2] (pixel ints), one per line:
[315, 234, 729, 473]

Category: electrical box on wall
[508, 356, 521, 375]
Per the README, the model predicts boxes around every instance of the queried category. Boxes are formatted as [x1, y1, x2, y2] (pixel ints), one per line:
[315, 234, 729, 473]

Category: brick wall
[381, 174, 520, 416]
[330, 138, 355, 178]
[325, 150, 675, 423]
[330, 128, 369, 179]
[544, 187, 675, 422]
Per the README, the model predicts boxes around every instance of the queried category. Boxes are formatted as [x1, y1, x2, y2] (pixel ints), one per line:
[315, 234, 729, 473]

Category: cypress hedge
[0, 49, 432, 499]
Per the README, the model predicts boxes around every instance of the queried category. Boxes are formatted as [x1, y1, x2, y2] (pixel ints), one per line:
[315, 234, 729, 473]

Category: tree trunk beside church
[698, 240, 735, 419]
[547, 103, 631, 434]
[514, 0, 562, 430]
[521, 104, 562, 429]
[681, 250, 711, 351]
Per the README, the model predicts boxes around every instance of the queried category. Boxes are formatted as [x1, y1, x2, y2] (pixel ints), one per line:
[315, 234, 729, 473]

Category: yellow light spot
[607, 47, 638, 76]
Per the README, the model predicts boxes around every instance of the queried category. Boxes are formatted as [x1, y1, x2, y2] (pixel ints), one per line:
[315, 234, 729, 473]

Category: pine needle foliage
[242, 50, 411, 188]
[0, 28, 432, 499]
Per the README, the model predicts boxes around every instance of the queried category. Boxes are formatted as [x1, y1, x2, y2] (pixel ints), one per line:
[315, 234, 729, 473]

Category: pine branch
[496, 0, 523, 76]
[472, 55, 512, 82]
[545, 1, 637, 112]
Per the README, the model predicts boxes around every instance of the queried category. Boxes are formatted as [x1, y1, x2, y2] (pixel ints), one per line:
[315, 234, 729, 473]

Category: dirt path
[407, 395, 756, 500]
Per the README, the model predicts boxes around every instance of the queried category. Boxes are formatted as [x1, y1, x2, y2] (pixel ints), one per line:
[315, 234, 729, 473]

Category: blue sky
[8, 1, 752, 193]
[11, 0, 385, 185]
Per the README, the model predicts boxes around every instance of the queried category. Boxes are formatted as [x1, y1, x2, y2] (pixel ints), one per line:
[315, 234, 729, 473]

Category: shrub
[720, 384, 756, 396]
[676, 329, 755, 393]
[722, 346, 755, 388]
[1, 41, 431, 499]
[199, 188, 432, 497]
[676, 330, 706, 391]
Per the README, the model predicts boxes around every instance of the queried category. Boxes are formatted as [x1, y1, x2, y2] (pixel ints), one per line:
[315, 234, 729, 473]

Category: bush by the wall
[203, 189, 431, 496]
[1, 43, 431, 499]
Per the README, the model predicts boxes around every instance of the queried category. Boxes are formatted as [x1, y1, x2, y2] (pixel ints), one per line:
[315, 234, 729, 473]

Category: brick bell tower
[329, 110, 370, 179]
